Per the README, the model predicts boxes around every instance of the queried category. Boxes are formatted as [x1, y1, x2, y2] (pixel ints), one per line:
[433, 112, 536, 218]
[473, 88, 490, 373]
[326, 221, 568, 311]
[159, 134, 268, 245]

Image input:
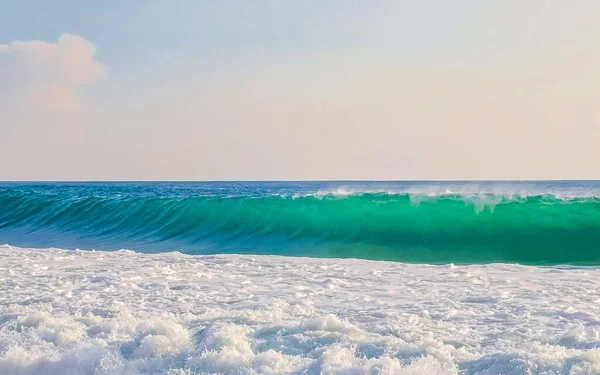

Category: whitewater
[2, 245, 600, 374]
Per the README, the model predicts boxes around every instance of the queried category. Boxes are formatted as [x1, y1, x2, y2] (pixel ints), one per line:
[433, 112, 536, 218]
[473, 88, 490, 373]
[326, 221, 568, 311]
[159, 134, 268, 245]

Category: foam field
[1, 245, 600, 374]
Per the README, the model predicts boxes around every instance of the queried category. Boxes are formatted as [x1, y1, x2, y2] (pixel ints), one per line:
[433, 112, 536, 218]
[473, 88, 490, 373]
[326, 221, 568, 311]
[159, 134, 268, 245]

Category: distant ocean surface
[1, 181, 600, 265]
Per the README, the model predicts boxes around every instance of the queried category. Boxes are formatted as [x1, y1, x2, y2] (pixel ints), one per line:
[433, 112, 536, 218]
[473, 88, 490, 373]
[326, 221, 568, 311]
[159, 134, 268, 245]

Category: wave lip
[1, 183, 600, 265]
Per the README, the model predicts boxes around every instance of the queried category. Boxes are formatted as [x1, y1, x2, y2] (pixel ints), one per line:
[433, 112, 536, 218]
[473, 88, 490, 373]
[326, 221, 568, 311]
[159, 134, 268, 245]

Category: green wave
[1, 191, 600, 264]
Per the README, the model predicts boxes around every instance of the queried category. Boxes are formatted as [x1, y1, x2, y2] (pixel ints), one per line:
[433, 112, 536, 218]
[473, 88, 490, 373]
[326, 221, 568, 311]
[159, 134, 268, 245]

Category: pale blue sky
[1, 1, 599, 180]
[1, 1, 477, 75]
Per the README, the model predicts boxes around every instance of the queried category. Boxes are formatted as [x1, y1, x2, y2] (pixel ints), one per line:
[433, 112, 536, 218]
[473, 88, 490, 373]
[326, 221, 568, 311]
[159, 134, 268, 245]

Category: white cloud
[0, 34, 105, 120]
[0, 34, 106, 179]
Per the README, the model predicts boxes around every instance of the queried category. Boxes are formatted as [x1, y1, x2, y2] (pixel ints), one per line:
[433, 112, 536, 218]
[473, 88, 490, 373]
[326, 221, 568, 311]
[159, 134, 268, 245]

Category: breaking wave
[1, 187, 600, 264]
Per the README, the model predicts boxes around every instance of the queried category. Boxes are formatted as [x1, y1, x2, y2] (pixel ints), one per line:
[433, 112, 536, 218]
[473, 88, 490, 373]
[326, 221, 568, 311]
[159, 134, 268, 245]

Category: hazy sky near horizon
[1, 1, 599, 180]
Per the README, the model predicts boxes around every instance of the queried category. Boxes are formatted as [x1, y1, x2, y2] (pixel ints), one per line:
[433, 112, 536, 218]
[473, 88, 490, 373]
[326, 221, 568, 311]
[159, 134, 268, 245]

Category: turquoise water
[1, 181, 600, 265]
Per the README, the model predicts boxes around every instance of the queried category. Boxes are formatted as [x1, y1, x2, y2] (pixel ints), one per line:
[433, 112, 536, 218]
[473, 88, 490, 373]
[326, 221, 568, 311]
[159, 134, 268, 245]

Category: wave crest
[1, 189, 600, 264]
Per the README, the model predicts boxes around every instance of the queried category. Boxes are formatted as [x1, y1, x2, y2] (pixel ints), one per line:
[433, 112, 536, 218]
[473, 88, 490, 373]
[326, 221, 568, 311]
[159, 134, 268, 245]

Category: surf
[1, 184, 600, 265]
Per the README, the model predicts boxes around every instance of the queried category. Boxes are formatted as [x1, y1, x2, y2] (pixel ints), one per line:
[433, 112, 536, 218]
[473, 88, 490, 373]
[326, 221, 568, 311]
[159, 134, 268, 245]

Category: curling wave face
[1, 181, 600, 264]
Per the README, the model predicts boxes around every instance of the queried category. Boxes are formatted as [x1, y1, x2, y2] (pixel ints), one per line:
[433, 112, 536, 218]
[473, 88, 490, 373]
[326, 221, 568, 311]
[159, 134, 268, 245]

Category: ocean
[2, 181, 600, 264]
[1, 181, 600, 374]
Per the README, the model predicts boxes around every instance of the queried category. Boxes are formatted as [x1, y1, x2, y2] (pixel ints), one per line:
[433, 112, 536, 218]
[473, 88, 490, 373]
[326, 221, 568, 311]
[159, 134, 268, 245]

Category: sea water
[1, 181, 600, 374]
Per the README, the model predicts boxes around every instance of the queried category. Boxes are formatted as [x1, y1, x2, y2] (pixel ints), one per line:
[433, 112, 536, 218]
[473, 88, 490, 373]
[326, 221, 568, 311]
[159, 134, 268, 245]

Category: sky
[1, 1, 599, 181]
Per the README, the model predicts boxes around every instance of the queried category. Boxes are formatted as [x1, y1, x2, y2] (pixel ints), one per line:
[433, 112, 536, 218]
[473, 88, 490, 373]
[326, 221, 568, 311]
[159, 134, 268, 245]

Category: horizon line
[1, 179, 600, 183]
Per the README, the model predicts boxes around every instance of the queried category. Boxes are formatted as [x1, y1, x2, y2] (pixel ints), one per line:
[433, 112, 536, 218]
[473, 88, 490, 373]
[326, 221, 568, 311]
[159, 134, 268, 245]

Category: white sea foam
[289, 183, 600, 203]
[1, 245, 600, 374]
